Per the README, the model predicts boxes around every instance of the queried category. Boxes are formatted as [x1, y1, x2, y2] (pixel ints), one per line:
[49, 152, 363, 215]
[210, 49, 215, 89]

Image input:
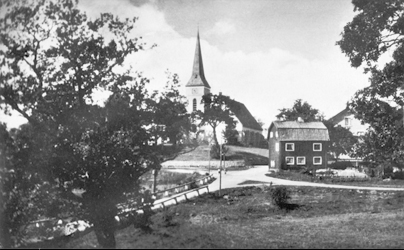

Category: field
[64, 185, 404, 249]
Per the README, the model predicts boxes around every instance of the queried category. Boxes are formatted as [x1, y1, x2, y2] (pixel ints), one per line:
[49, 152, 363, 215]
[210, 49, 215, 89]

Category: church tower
[185, 30, 211, 113]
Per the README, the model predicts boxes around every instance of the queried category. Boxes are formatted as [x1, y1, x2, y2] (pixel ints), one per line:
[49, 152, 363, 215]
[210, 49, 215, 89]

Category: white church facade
[184, 31, 264, 147]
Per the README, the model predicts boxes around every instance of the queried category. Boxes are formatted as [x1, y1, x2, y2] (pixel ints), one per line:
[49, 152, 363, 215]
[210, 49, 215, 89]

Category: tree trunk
[84, 197, 117, 248]
[212, 125, 219, 147]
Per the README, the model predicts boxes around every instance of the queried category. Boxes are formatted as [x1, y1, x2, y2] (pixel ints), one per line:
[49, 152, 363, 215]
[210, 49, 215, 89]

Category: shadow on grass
[278, 203, 302, 211]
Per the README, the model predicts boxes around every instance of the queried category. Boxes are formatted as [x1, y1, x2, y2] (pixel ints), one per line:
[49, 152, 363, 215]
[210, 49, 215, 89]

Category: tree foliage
[276, 99, 324, 122]
[150, 72, 191, 146]
[194, 93, 237, 147]
[0, 0, 168, 247]
[277, 100, 357, 159]
[323, 120, 358, 160]
[337, 0, 404, 169]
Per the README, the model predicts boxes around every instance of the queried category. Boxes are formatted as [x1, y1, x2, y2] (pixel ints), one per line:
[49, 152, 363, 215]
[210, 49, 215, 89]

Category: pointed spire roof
[186, 30, 211, 88]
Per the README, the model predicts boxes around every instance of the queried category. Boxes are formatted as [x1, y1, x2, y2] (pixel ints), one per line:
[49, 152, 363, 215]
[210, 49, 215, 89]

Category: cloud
[1, 0, 370, 130]
[206, 20, 236, 36]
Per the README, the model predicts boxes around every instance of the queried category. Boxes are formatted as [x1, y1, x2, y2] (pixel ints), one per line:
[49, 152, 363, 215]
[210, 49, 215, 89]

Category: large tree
[0, 0, 160, 247]
[337, 0, 404, 169]
[276, 99, 324, 122]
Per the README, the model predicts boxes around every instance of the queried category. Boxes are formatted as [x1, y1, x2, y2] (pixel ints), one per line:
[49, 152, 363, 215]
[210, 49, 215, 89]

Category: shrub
[328, 161, 354, 170]
[268, 186, 291, 208]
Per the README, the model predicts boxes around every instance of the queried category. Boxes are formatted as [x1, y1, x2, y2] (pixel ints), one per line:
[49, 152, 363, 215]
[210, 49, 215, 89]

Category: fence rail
[23, 173, 215, 246]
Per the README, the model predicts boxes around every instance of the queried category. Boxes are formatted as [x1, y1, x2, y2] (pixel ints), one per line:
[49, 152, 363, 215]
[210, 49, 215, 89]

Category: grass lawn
[64, 186, 404, 249]
[267, 170, 404, 188]
[171, 145, 268, 166]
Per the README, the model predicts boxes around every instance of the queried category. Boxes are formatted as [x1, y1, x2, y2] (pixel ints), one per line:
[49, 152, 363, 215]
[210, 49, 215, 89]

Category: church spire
[186, 30, 211, 88]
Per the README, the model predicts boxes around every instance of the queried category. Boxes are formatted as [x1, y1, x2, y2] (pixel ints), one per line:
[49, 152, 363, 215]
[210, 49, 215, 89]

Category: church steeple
[186, 30, 211, 88]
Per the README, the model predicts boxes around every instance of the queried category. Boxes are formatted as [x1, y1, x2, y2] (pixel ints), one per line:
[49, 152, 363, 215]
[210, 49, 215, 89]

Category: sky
[2, 0, 373, 129]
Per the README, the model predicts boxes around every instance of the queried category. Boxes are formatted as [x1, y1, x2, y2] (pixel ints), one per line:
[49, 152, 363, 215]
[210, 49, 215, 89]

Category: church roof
[228, 99, 263, 131]
[186, 31, 211, 88]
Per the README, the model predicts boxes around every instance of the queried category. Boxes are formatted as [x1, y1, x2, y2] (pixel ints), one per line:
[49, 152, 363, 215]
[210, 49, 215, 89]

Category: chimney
[297, 117, 304, 123]
[219, 92, 222, 96]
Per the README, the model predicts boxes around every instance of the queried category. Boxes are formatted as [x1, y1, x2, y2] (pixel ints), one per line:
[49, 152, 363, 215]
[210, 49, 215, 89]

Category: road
[150, 165, 404, 210]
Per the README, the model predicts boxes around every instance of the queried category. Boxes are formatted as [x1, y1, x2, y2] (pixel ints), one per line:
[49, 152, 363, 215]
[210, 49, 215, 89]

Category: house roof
[328, 107, 351, 125]
[186, 31, 211, 89]
[269, 121, 330, 141]
[228, 99, 262, 131]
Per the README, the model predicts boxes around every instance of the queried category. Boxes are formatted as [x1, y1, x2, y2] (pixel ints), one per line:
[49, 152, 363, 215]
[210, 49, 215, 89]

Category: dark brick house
[268, 120, 330, 172]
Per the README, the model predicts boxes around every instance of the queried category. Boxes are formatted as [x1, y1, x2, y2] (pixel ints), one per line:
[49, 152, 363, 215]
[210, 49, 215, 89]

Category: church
[184, 31, 264, 147]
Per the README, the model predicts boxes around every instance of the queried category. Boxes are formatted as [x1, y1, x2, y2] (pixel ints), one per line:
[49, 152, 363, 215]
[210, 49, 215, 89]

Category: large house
[268, 119, 330, 172]
[185, 31, 264, 147]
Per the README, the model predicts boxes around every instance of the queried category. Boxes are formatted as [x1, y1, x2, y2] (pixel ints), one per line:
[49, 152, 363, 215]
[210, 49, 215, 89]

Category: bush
[328, 161, 354, 170]
[392, 171, 404, 180]
[210, 144, 228, 160]
[268, 186, 291, 208]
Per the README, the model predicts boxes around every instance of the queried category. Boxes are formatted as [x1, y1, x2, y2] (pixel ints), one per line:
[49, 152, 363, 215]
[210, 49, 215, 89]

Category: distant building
[328, 107, 368, 165]
[328, 107, 368, 137]
[267, 119, 330, 172]
[185, 31, 263, 147]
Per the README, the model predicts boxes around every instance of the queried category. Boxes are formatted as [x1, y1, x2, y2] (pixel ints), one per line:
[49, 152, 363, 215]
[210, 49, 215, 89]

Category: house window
[313, 156, 322, 165]
[275, 143, 279, 152]
[344, 117, 351, 127]
[270, 160, 275, 167]
[275, 131, 278, 138]
[313, 143, 322, 151]
[285, 143, 295, 151]
[285, 157, 294, 165]
[296, 157, 306, 165]
[270, 132, 273, 138]
[193, 98, 197, 111]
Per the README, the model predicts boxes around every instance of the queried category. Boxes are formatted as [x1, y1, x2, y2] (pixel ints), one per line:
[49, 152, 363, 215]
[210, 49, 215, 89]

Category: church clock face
[192, 88, 198, 94]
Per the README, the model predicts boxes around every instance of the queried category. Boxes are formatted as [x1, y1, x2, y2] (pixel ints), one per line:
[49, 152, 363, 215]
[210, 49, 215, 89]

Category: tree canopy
[276, 99, 324, 122]
[337, 0, 404, 169]
[0, 0, 185, 247]
[194, 93, 236, 147]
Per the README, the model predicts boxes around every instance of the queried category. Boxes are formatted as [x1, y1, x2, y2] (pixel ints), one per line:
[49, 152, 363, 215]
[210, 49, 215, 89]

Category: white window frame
[344, 117, 351, 127]
[275, 131, 278, 138]
[285, 157, 294, 165]
[270, 132, 273, 138]
[313, 143, 322, 151]
[296, 156, 306, 165]
[270, 160, 275, 167]
[285, 143, 295, 151]
[313, 156, 322, 165]
[275, 143, 279, 152]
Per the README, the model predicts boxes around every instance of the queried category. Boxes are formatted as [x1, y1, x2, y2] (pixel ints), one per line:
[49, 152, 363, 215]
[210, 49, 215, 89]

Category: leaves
[338, 0, 404, 169]
[276, 99, 324, 122]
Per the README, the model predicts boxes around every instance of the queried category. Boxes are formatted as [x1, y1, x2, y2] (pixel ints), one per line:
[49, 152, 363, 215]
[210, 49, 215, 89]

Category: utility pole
[219, 144, 222, 196]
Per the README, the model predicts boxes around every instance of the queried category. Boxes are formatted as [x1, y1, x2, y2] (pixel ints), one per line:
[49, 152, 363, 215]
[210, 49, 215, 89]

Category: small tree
[323, 120, 358, 161]
[194, 93, 236, 148]
[151, 72, 191, 146]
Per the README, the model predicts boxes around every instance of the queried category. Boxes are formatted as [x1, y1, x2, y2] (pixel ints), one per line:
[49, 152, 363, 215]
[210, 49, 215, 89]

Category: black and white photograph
[0, 0, 403, 248]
